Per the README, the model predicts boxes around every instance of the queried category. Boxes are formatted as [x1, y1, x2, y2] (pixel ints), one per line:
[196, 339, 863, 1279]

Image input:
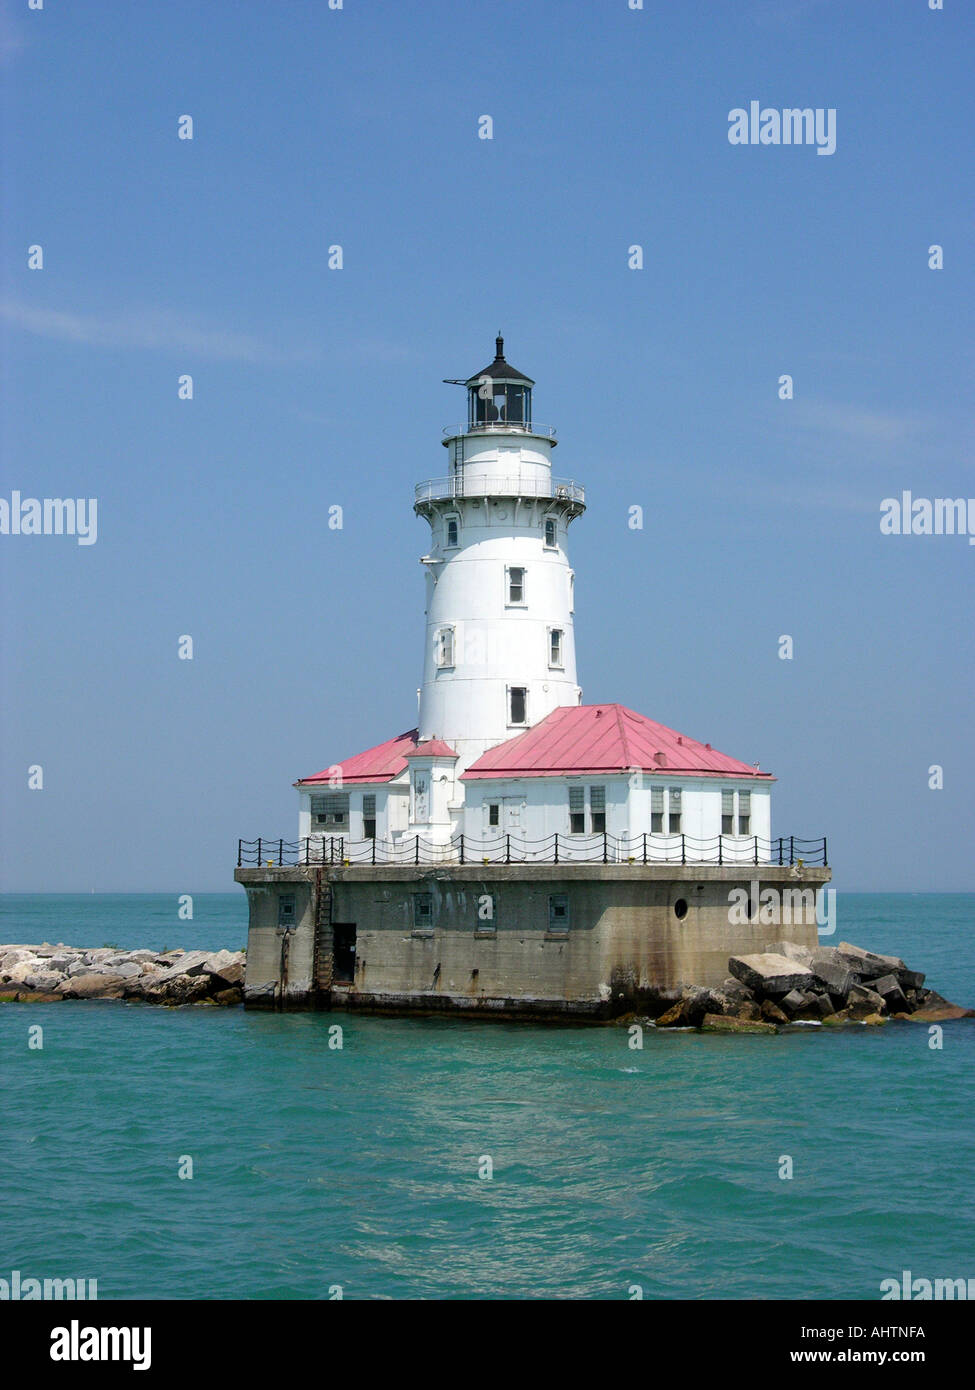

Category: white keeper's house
[293, 339, 779, 868]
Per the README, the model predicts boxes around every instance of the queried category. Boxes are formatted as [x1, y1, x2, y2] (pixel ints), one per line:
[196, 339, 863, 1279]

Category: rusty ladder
[313, 867, 334, 992]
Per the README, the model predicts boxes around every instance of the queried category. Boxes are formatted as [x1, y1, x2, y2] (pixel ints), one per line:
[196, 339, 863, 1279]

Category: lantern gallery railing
[442, 423, 558, 440]
[414, 476, 586, 505]
[238, 833, 828, 868]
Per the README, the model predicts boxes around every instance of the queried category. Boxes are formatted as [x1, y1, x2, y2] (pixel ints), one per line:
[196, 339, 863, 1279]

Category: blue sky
[1, 0, 972, 892]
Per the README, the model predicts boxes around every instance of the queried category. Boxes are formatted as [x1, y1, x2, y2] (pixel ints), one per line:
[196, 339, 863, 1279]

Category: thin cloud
[790, 400, 929, 446]
[0, 2, 27, 68]
[0, 299, 311, 364]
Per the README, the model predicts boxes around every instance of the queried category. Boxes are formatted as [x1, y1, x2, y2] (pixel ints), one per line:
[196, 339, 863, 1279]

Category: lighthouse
[236, 338, 829, 1017]
[414, 336, 585, 772]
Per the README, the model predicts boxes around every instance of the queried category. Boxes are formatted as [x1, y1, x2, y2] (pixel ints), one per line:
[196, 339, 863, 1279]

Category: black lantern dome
[463, 336, 534, 431]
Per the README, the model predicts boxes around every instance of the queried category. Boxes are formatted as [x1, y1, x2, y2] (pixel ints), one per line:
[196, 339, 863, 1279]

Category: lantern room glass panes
[470, 382, 532, 429]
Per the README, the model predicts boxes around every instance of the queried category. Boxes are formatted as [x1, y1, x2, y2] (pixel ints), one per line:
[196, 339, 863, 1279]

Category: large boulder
[836, 942, 906, 981]
[907, 992, 975, 1023]
[869, 973, 908, 1013]
[212, 986, 243, 1006]
[729, 953, 815, 996]
[153, 951, 213, 983]
[779, 989, 810, 1017]
[700, 1013, 777, 1035]
[57, 972, 128, 999]
[768, 941, 814, 967]
[809, 956, 856, 997]
[21, 971, 64, 993]
[655, 998, 694, 1028]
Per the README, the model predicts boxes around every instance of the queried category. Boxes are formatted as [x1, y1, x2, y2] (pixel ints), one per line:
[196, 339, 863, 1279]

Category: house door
[502, 798, 526, 857]
[332, 924, 356, 984]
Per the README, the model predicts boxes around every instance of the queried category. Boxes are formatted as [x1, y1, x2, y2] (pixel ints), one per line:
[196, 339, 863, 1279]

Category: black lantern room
[462, 336, 534, 431]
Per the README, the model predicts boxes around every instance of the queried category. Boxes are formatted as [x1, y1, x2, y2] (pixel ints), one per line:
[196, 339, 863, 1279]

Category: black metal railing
[237, 833, 828, 869]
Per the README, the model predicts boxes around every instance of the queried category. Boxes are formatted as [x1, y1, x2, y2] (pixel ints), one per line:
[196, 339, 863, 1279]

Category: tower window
[568, 570, 575, 613]
[668, 787, 682, 834]
[437, 626, 455, 668]
[311, 793, 349, 828]
[507, 566, 526, 605]
[509, 686, 527, 725]
[445, 515, 459, 548]
[544, 516, 557, 548]
[548, 628, 563, 667]
[363, 793, 376, 839]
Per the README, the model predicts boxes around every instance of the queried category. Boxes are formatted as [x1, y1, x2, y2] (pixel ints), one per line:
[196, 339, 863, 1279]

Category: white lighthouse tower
[413, 337, 586, 773]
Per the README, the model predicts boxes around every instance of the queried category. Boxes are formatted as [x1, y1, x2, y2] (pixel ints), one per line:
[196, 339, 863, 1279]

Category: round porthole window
[673, 898, 689, 920]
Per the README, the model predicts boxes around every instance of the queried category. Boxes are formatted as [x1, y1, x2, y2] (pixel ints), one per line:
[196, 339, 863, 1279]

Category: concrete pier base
[236, 862, 832, 1021]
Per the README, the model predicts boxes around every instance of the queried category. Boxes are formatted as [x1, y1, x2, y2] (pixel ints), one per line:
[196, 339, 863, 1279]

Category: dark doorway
[332, 923, 357, 984]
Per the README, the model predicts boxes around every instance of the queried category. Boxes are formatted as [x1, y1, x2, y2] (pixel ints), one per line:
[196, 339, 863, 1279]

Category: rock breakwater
[0, 944, 245, 1006]
[650, 939, 973, 1032]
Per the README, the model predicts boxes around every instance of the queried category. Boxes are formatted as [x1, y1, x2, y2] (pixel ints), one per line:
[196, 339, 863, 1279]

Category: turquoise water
[1, 892, 973, 1300]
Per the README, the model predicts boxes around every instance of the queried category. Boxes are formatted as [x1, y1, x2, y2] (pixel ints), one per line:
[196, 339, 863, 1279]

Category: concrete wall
[240, 872, 317, 1006]
[237, 863, 830, 1019]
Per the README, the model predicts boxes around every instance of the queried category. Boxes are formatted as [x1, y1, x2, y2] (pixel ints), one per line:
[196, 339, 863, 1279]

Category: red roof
[462, 704, 772, 781]
[404, 739, 458, 759]
[296, 729, 457, 786]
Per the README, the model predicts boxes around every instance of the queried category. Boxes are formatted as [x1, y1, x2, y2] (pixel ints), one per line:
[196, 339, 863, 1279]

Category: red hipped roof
[296, 729, 457, 786]
[461, 704, 772, 780]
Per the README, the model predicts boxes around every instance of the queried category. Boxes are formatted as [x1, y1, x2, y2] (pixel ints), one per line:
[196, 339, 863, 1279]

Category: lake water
[1, 891, 973, 1299]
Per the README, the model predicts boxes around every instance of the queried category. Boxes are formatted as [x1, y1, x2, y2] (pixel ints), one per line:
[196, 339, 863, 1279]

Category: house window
[721, 789, 751, 835]
[445, 515, 459, 548]
[651, 786, 664, 834]
[277, 894, 296, 929]
[569, 785, 585, 833]
[668, 787, 682, 834]
[548, 894, 570, 934]
[437, 625, 455, 668]
[507, 566, 526, 605]
[509, 686, 527, 725]
[590, 785, 606, 834]
[311, 792, 349, 828]
[488, 802, 500, 828]
[412, 893, 433, 933]
[548, 628, 563, 667]
[544, 516, 557, 548]
[363, 793, 376, 839]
